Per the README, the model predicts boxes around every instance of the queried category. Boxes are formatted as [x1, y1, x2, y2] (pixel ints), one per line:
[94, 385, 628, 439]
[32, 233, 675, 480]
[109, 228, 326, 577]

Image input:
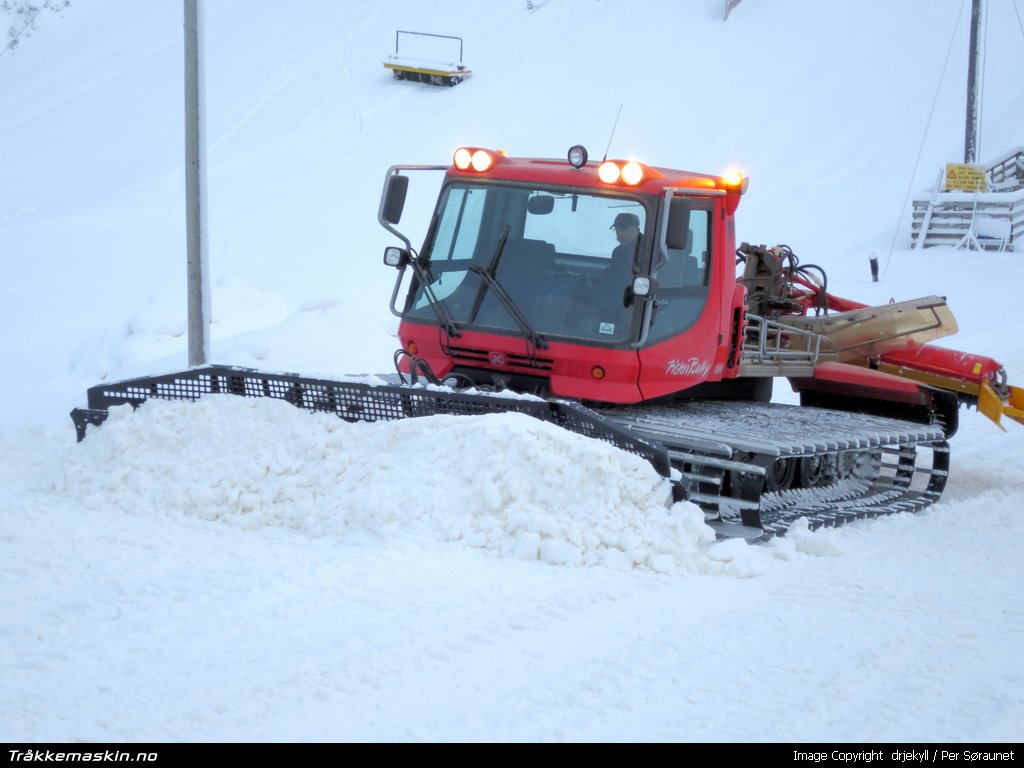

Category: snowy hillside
[1, 0, 1023, 744]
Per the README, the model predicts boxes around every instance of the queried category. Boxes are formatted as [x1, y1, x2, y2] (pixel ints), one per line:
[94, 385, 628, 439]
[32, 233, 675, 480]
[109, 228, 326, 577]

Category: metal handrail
[741, 314, 826, 364]
[394, 30, 464, 63]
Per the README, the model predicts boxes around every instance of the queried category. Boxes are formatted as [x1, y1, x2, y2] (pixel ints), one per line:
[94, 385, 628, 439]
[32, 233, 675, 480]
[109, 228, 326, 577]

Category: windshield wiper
[468, 227, 548, 351]
[408, 257, 461, 339]
[469, 264, 548, 351]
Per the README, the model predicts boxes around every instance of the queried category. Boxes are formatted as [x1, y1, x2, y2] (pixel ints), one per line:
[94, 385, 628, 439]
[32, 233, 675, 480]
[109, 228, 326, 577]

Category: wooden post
[964, 0, 982, 164]
[184, 0, 210, 366]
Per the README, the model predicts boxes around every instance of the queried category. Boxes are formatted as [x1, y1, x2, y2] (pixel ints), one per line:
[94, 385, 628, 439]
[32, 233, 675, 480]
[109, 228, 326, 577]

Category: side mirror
[383, 246, 411, 268]
[665, 197, 691, 250]
[382, 174, 409, 225]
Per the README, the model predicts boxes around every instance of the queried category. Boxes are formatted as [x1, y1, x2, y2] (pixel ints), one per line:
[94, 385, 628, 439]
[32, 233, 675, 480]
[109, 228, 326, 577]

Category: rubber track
[592, 401, 950, 541]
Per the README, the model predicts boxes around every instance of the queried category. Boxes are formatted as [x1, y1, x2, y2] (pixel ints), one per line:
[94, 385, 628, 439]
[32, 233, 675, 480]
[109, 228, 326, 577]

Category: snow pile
[52, 395, 720, 572]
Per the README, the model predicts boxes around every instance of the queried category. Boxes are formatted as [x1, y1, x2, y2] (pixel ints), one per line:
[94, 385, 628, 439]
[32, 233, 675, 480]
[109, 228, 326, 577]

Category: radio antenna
[602, 104, 623, 162]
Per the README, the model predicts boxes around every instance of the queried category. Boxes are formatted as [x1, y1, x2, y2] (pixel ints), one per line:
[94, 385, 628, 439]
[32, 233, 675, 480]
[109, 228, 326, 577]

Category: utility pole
[184, 0, 210, 366]
[964, 0, 983, 164]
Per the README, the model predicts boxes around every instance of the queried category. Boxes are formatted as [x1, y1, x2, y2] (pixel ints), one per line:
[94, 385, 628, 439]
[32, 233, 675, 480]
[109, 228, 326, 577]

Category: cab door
[636, 201, 728, 399]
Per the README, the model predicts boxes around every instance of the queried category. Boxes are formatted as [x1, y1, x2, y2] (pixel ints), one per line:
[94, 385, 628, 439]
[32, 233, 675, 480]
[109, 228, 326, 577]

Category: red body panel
[637, 305, 730, 399]
[881, 346, 1002, 385]
[795, 361, 931, 405]
[399, 322, 645, 402]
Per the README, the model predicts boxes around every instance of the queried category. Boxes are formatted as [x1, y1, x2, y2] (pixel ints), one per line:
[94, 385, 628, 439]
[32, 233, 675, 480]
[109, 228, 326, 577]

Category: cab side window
[650, 209, 711, 341]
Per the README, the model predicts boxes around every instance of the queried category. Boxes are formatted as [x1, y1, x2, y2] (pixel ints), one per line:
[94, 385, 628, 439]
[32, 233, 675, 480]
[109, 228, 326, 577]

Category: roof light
[453, 147, 472, 170]
[567, 144, 589, 169]
[598, 161, 621, 184]
[722, 168, 749, 193]
[471, 149, 493, 171]
[621, 161, 644, 186]
[598, 159, 651, 186]
[453, 147, 499, 172]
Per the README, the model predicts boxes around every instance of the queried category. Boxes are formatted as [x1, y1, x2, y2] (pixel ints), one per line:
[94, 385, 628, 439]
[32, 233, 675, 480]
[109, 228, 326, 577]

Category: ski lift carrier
[383, 30, 471, 87]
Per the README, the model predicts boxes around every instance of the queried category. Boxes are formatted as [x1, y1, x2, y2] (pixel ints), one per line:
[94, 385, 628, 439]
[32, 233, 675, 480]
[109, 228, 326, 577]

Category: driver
[609, 212, 642, 275]
[586, 212, 643, 305]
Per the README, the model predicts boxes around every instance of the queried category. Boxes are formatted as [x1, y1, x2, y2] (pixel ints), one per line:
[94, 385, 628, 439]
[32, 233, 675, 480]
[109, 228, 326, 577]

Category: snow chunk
[782, 517, 843, 557]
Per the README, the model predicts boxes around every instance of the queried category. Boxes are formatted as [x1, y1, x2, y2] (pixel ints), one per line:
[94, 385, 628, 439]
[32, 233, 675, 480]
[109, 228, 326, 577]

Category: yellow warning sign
[944, 163, 987, 192]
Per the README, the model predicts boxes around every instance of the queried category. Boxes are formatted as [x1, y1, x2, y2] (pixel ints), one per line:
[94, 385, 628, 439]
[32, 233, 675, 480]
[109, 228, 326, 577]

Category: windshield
[405, 182, 649, 344]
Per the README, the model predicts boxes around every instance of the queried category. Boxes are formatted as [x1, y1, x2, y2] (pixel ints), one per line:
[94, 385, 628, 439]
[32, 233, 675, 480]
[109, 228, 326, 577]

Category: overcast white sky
[1, 0, 1023, 744]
